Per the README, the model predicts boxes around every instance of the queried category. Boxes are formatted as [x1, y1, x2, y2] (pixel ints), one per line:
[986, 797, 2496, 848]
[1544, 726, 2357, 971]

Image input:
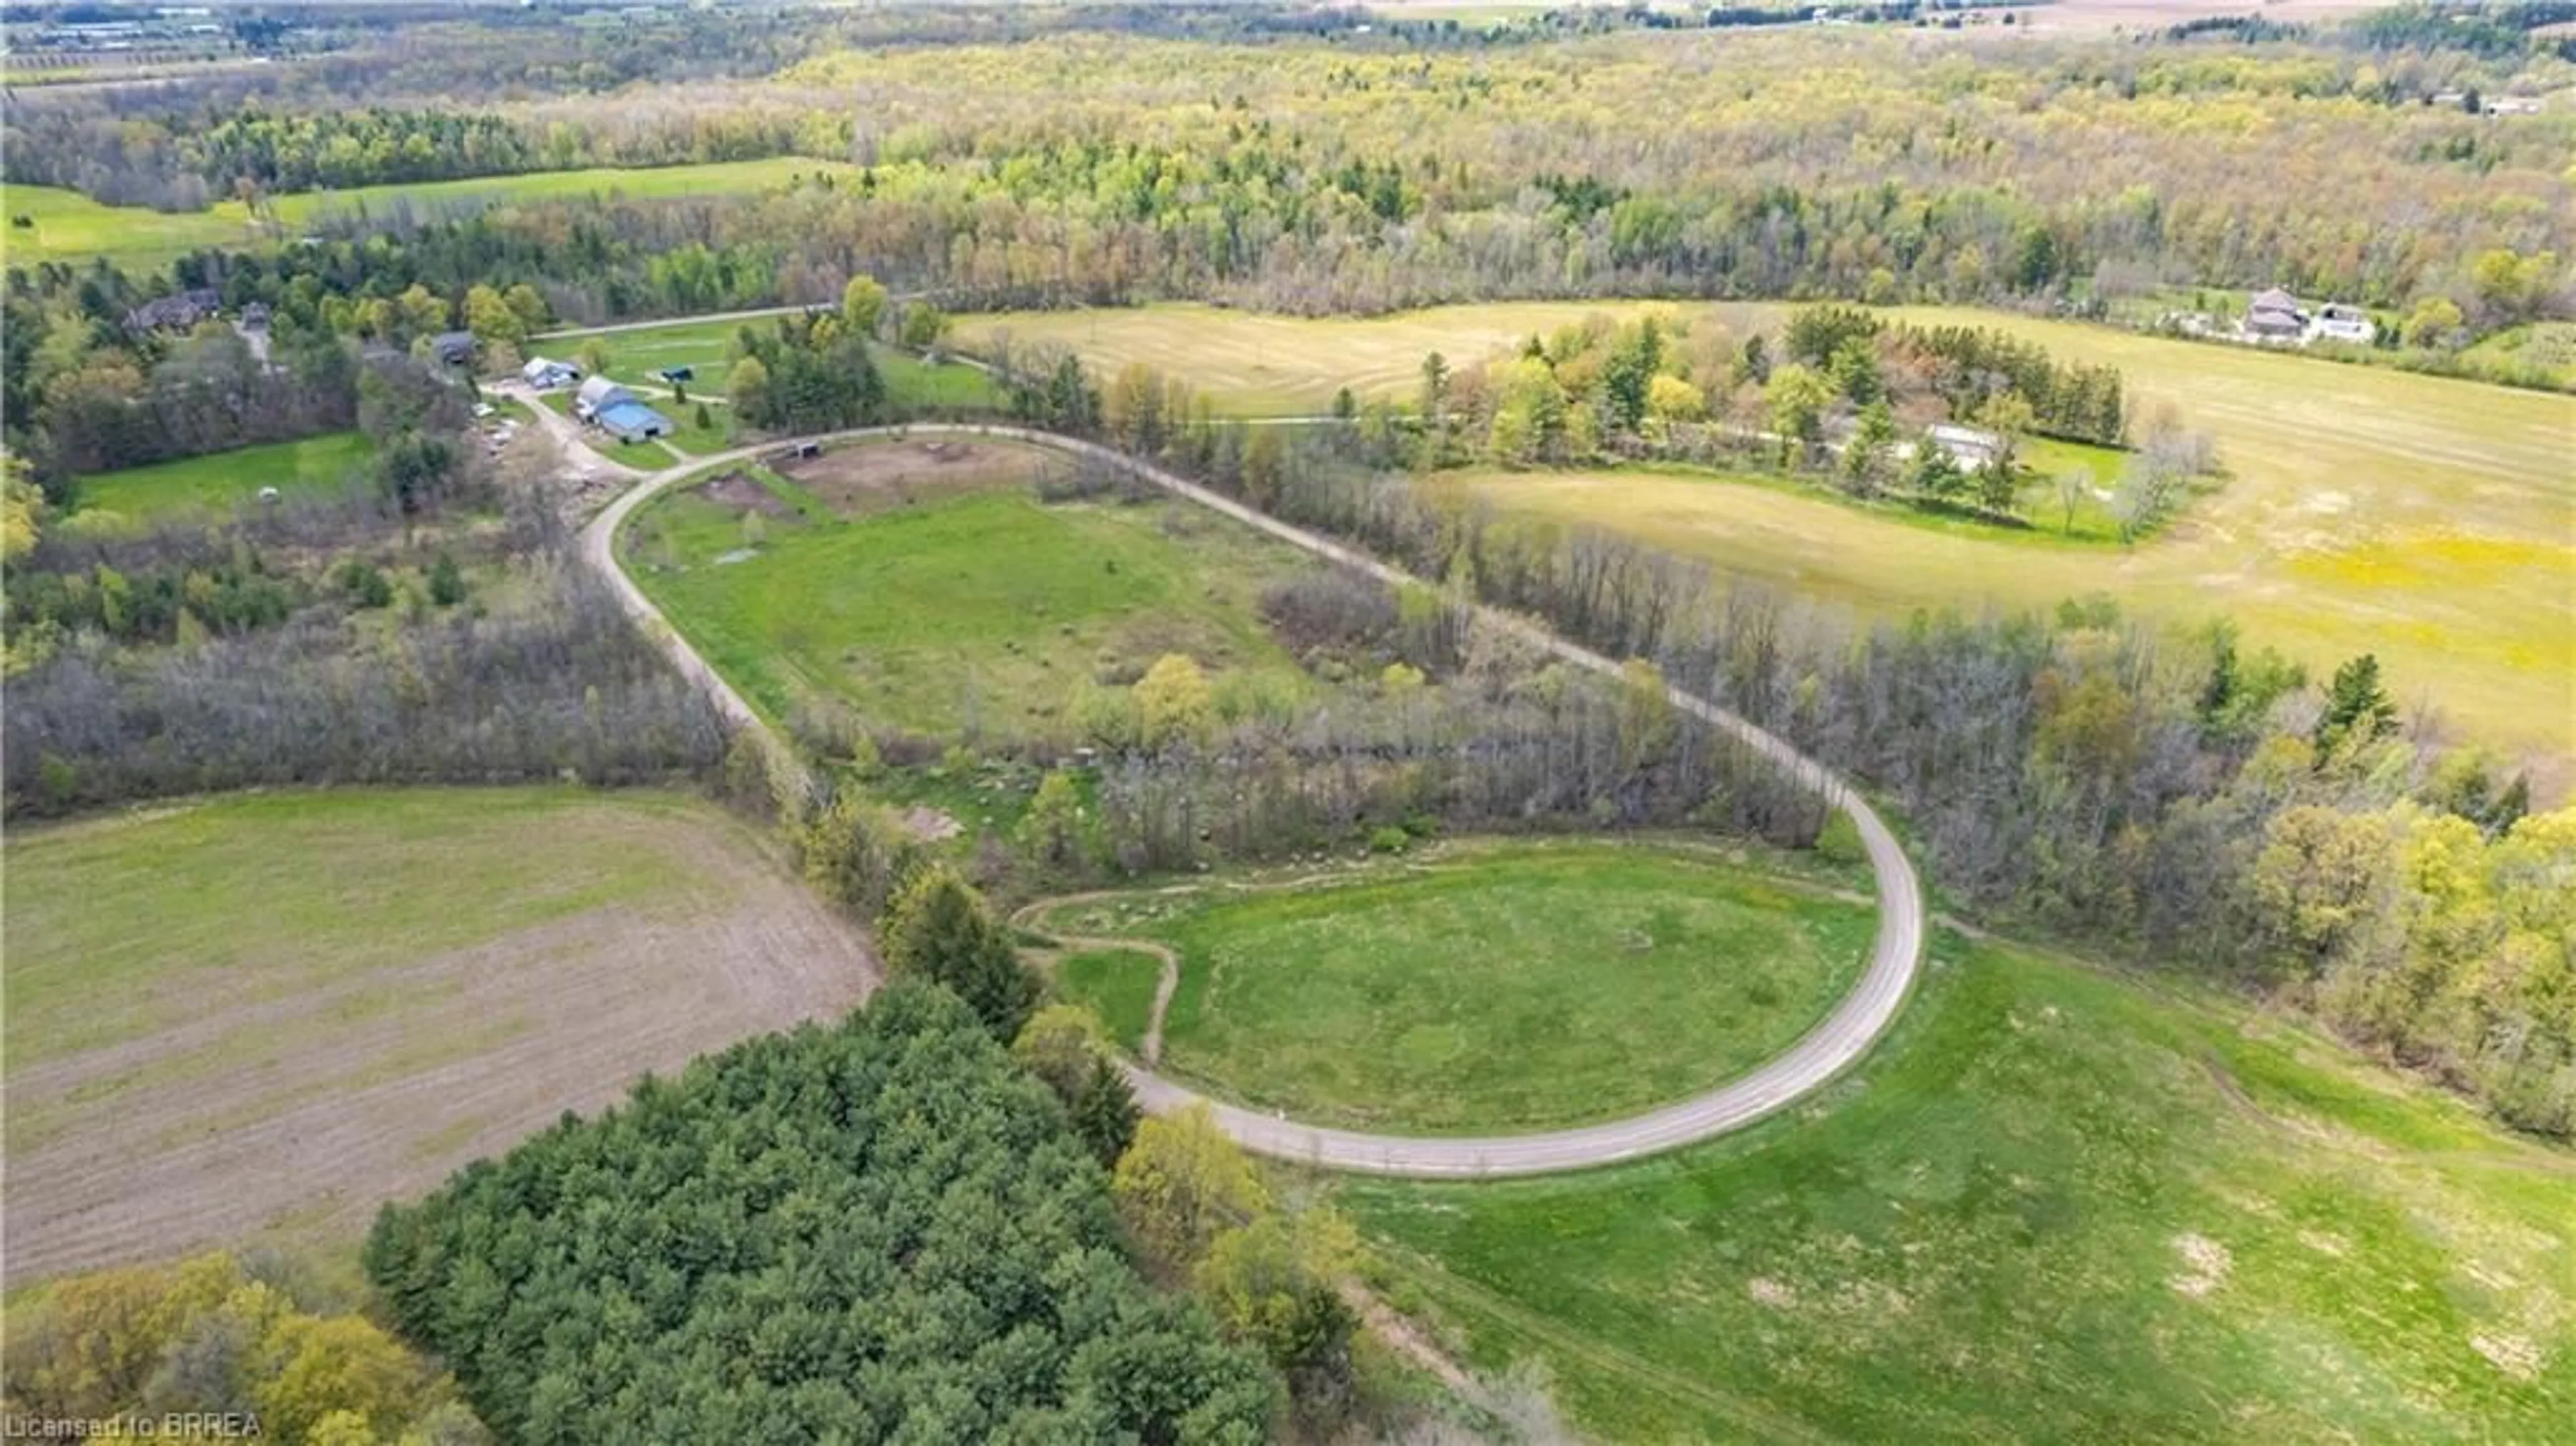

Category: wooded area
[364, 983, 1279, 1443]
[7, 7, 2567, 372]
[3, 1252, 485, 1443]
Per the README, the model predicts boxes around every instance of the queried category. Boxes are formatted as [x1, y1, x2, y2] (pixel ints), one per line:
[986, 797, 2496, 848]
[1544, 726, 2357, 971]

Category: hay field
[959, 301, 2576, 763]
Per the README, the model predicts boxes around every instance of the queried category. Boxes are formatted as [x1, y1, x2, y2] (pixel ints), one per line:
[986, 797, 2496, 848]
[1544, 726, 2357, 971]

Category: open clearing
[775, 435, 1042, 515]
[962, 301, 2576, 764]
[1036, 840, 1874, 1134]
[0, 786, 874, 1286]
[1341, 931, 2576, 1443]
[624, 439, 1313, 737]
[539, 316, 1002, 416]
[2013, 1, 2414, 34]
[2, 158, 850, 272]
[958, 301, 1684, 417]
[66, 431, 375, 529]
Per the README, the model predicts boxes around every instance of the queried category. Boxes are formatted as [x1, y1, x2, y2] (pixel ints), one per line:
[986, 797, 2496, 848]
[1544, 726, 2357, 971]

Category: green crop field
[0, 786, 871, 1286]
[624, 439, 1313, 737]
[1340, 931, 2576, 1443]
[2, 158, 851, 272]
[66, 431, 375, 530]
[540, 315, 1000, 415]
[965, 301, 2576, 764]
[1036, 840, 1874, 1133]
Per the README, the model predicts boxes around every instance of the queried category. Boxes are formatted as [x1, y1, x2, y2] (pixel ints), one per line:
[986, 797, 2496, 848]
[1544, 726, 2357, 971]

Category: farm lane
[530, 302, 822, 342]
[578, 422, 1928, 1179]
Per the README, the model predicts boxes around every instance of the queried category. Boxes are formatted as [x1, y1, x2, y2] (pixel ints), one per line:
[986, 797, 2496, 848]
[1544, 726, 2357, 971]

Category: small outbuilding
[429, 330, 478, 368]
[522, 356, 580, 390]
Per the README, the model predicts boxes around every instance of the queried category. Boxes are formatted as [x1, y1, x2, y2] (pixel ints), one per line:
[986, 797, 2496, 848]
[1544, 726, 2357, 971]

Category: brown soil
[1, 815, 878, 1287]
[778, 437, 1055, 517]
[700, 470, 794, 518]
[900, 805, 963, 842]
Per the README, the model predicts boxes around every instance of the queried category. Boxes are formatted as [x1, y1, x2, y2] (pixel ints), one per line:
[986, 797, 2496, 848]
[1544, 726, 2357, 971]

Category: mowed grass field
[958, 301, 1684, 417]
[2, 158, 850, 272]
[66, 431, 375, 529]
[0, 787, 873, 1286]
[962, 301, 2576, 764]
[1038, 840, 1875, 1133]
[1341, 932, 2576, 1443]
[539, 315, 1002, 415]
[625, 439, 1313, 737]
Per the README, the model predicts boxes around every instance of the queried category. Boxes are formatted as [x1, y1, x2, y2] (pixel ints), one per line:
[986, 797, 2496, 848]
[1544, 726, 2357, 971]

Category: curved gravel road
[577, 421, 1927, 1179]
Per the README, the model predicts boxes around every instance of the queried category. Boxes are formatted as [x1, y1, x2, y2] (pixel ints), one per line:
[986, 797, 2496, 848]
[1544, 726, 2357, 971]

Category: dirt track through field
[2, 805, 875, 1286]
[588, 424, 1927, 1179]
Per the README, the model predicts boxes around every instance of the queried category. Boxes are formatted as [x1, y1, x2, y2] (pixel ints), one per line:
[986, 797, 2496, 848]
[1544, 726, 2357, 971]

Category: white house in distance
[2308, 303, 2376, 346]
[522, 356, 580, 389]
[1926, 423, 2002, 472]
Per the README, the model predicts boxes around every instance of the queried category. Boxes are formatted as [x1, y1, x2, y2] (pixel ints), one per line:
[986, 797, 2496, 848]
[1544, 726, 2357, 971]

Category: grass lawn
[1040, 840, 1875, 1133]
[968, 301, 2574, 763]
[66, 432, 375, 529]
[3, 158, 851, 272]
[881, 348, 1005, 413]
[1057, 947, 1169, 1055]
[541, 314, 1000, 415]
[543, 317, 761, 396]
[657, 404, 736, 457]
[2017, 434, 2132, 539]
[1340, 931, 2576, 1443]
[0, 786, 871, 1286]
[623, 440, 1313, 737]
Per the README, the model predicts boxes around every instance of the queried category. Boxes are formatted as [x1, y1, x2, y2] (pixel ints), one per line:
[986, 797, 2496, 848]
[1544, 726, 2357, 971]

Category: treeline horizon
[7, 14, 2569, 368]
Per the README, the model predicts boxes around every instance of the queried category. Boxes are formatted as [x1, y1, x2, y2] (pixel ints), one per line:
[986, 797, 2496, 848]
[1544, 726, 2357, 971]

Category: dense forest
[8, 12, 2569, 360]
[364, 983, 1280, 1443]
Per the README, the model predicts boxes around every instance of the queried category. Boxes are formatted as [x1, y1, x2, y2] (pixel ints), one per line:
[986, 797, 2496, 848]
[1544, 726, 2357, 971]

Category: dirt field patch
[699, 470, 795, 518]
[778, 437, 1057, 517]
[1, 787, 877, 1286]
